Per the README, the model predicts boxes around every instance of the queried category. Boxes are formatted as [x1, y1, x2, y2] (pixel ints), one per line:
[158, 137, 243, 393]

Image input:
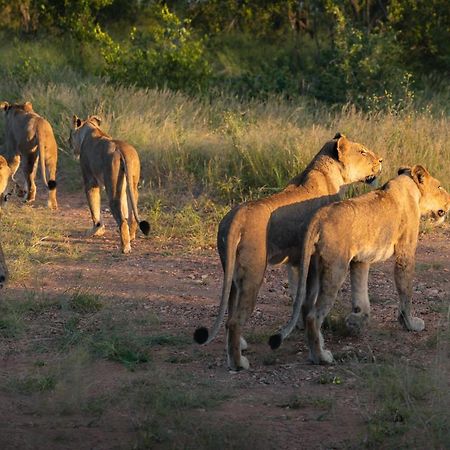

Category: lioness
[69, 115, 150, 253]
[0, 242, 8, 287]
[0, 101, 58, 209]
[0, 155, 11, 205]
[269, 166, 450, 364]
[194, 134, 383, 371]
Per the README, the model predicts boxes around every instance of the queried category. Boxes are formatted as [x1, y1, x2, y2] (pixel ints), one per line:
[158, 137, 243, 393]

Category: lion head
[70, 115, 105, 159]
[399, 165, 450, 225]
[335, 134, 383, 185]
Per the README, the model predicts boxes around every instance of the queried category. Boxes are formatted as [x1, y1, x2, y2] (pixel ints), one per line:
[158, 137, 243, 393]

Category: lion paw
[321, 350, 334, 364]
[398, 314, 425, 332]
[227, 354, 250, 372]
[239, 355, 250, 370]
[87, 224, 105, 237]
[345, 312, 369, 336]
[122, 244, 132, 254]
[308, 349, 334, 365]
[409, 316, 425, 332]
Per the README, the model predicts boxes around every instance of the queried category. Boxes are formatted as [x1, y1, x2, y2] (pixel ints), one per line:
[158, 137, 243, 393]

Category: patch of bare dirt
[0, 191, 449, 449]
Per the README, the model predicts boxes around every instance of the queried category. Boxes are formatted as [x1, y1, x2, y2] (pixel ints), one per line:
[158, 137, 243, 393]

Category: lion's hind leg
[24, 152, 38, 203]
[345, 261, 371, 335]
[85, 186, 105, 237]
[306, 263, 346, 364]
[226, 272, 263, 371]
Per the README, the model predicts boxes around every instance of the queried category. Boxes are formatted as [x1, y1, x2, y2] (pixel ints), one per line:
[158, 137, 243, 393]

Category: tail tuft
[47, 180, 57, 190]
[139, 220, 150, 236]
[268, 333, 283, 350]
[194, 327, 209, 344]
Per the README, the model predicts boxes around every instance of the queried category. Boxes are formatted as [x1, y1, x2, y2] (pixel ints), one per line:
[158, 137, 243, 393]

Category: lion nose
[437, 209, 445, 217]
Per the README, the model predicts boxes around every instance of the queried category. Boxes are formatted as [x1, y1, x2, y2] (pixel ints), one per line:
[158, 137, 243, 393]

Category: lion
[69, 115, 150, 254]
[0, 155, 11, 206]
[194, 133, 383, 371]
[0, 241, 8, 287]
[0, 101, 58, 209]
[269, 165, 450, 364]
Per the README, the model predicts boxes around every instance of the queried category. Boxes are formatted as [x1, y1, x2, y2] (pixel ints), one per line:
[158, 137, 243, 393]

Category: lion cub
[69, 115, 150, 253]
[270, 166, 450, 364]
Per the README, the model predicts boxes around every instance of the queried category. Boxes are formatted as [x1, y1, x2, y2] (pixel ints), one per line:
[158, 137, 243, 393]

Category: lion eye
[360, 150, 367, 156]
[438, 186, 443, 190]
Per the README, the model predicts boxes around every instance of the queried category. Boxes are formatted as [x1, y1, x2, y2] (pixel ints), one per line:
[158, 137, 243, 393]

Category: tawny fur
[195, 134, 383, 371]
[69, 115, 150, 254]
[271, 166, 450, 365]
[0, 101, 58, 209]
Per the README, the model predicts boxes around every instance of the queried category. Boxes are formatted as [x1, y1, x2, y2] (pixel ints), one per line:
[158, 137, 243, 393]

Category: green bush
[97, 5, 211, 92]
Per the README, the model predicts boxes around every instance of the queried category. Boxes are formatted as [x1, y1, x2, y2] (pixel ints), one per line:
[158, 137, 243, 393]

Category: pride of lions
[0, 101, 449, 372]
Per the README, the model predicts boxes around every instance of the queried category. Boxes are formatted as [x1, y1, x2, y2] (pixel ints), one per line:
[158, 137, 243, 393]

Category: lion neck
[385, 175, 422, 214]
[78, 124, 110, 154]
[292, 154, 347, 196]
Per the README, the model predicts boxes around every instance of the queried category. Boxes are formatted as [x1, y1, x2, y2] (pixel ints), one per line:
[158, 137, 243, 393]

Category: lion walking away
[0, 101, 58, 209]
[69, 114, 150, 254]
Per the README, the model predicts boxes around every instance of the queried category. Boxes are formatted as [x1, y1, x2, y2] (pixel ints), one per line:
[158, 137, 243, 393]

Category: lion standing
[194, 134, 383, 371]
[0, 101, 58, 209]
[69, 115, 150, 254]
[270, 166, 450, 364]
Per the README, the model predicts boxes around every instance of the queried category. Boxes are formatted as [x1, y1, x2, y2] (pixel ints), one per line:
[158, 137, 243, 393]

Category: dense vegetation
[0, 0, 448, 107]
[0, 1, 448, 203]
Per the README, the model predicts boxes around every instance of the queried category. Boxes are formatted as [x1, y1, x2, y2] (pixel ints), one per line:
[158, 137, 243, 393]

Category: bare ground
[0, 191, 449, 450]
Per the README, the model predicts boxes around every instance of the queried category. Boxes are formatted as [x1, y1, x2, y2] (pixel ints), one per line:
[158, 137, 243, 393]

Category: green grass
[0, 37, 449, 210]
[358, 314, 450, 449]
[58, 309, 190, 370]
[66, 288, 103, 314]
[1, 204, 84, 281]
[6, 374, 56, 395]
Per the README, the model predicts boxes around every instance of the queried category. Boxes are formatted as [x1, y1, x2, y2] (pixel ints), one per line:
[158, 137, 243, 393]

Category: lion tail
[194, 215, 241, 345]
[118, 148, 150, 236]
[36, 126, 49, 189]
[268, 212, 321, 350]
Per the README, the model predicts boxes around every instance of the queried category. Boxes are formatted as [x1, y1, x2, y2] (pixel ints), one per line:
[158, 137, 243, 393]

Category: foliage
[0, 1, 448, 103]
[96, 5, 211, 92]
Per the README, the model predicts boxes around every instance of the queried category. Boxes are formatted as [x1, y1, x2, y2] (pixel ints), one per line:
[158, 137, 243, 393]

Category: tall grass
[0, 38, 449, 205]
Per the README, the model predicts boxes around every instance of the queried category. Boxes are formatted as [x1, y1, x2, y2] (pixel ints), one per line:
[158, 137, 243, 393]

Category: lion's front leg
[395, 251, 424, 332]
[346, 261, 371, 335]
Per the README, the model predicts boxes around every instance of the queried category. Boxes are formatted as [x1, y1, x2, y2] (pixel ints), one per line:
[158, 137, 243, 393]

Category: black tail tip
[194, 327, 209, 344]
[139, 220, 150, 236]
[47, 180, 57, 190]
[268, 333, 283, 350]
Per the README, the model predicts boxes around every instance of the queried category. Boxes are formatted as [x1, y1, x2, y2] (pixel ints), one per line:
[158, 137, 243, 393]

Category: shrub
[97, 5, 211, 92]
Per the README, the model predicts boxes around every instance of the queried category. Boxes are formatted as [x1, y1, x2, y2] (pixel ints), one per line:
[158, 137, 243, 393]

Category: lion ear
[333, 132, 346, 140]
[397, 166, 411, 176]
[411, 165, 430, 185]
[72, 115, 82, 129]
[336, 135, 349, 161]
[89, 115, 102, 126]
[0, 101, 9, 111]
[23, 102, 33, 112]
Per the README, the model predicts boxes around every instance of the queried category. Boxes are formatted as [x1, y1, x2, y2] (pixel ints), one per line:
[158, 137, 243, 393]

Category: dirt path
[0, 191, 449, 449]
